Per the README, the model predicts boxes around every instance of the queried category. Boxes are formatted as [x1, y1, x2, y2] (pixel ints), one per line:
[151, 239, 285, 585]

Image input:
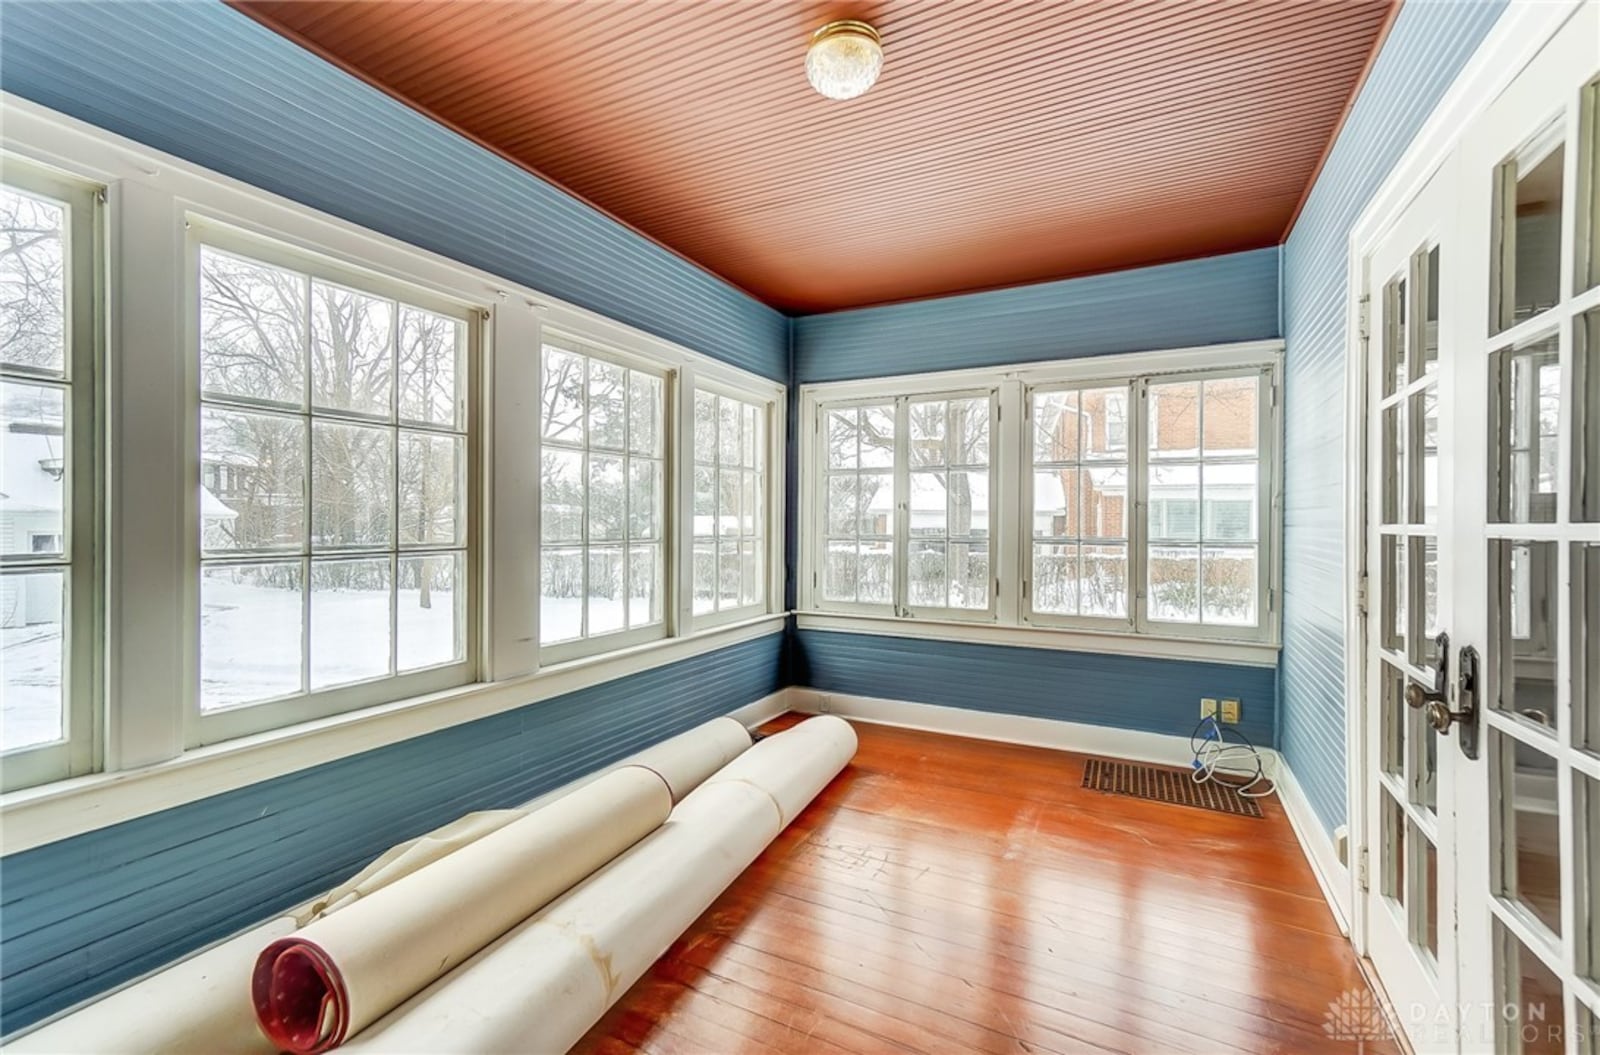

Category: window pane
[1148, 382, 1199, 459]
[858, 540, 894, 604]
[587, 359, 626, 452]
[1492, 334, 1560, 523]
[541, 346, 585, 444]
[949, 470, 986, 538]
[860, 405, 894, 467]
[741, 539, 762, 607]
[823, 541, 858, 602]
[909, 401, 946, 467]
[199, 247, 305, 406]
[1493, 729, 1563, 937]
[1081, 544, 1127, 618]
[1033, 390, 1080, 462]
[1415, 385, 1439, 524]
[694, 465, 716, 539]
[1579, 309, 1599, 522]
[1201, 547, 1257, 626]
[628, 460, 659, 541]
[398, 431, 463, 547]
[1492, 540, 1558, 734]
[588, 455, 625, 542]
[587, 546, 625, 636]
[310, 558, 391, 690]
[858, 473, 892, 535]
[950, 540, 988, 610]
[717, 467, 740, 537]
[1081, 387, 1129, 460]
[718, 394, 742, 466]
[826, 475, 857, 537]
[311, 280, 394, 418]
[398, 553, 462, 671]
[1202, 463, 1257, 542]
[0, 186, 66, 376]
[909, 540, 946, 608]
[629, 373, 660, 457]
[1149, 545, 1200, 623]
[951, 398, 988, 465]
[1, 569, 64, 749]
[1033, 543, 1077, 615]
[540, 547, 582, 644]
[740, 470, 760, 537]
[2, 380, 66, 556]
[311, 421, 394, 548]
[201, 407, 305, 553]
[743, 402, 761, 470]
[826, 408, 858, 469]
[1202, 377, 1257, 455]
[1149, 465, 1199, 541]
[910, 472, 946, 537]
[1385, 274, 1408, 397]
[1497, 141, 1564, 331]
[200, 561, 302, 710]
[397, 306, 462, 428]
[629, 543, 661, 628]
[717, 539, 740, 608]
[694, 391, 718, 465]
[541, 449, 584, 544]
[693, 541, 716, 615]
[1033, 469, 1077, 538]
[1082, 467, 1127, 539]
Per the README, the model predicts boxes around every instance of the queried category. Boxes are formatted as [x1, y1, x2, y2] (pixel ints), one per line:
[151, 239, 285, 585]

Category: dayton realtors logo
[1323, 988, 1398, 1046]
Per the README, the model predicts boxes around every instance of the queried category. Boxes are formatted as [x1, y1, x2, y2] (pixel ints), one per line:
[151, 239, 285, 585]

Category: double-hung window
[816, 390, 998, 619]
[193, 231, 475, 742]
[538, 337, 666, 660]
[0, 158, 100, 791]
[693, 387, 767, 623]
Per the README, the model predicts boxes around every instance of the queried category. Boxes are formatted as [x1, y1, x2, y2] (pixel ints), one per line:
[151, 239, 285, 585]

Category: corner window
[693, 388, 767, 624]
[0, 159, 101, 790]
[538, 338, 665, 659]
[194, 235, 475, 741]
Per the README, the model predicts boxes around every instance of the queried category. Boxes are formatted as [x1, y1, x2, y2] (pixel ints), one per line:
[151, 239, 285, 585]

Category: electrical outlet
[1200, 697, 1219, 718]
[1220, 698, 1242, 724]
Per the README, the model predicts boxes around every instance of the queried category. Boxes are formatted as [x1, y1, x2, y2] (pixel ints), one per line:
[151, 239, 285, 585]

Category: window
[195, 236, 473, 738]
[816, 392, 996, 618]
[0, 159, 100, 791]
[539, 338, 665, 659]
[693, 388, 767, 623]
[802, 346, 1280, 653]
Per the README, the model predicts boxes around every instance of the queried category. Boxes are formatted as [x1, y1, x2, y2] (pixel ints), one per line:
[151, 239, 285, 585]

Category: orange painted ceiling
[237, 0, 1396, 315]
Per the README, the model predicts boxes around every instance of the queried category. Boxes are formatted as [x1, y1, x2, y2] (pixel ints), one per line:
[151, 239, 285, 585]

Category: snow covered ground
[2, 624, 62, 751]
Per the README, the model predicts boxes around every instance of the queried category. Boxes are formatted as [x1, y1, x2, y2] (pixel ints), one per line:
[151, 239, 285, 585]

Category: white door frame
[1341, 0, 1584, 973]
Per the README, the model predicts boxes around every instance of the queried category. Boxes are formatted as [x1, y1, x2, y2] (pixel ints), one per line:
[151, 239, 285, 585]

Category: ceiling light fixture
[805, 20, 883, 101]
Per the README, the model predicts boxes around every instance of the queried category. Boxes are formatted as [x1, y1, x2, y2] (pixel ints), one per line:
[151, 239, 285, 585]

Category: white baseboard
[1273, 755, 1353, 935]
[785, 688, 1198, 767]
[727, 690, 791, 728]
[785, 686, 1354, 936]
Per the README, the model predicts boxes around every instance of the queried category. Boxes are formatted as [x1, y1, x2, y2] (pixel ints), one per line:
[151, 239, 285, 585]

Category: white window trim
[0, 94, 786, 821]
[798, 339, 1284, 662]
[690, 377, 776, 631]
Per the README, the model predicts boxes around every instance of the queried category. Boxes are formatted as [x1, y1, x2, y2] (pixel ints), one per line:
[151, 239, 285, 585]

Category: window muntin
[693, 388, 766, 622]
[1030, 385, 1130, 620]
[538, 339, 665, 655]
[196, 241, 471, 720]
[1, 160, 100, 789]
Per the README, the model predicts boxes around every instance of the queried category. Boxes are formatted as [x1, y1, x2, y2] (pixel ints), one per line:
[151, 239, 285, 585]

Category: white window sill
[795, 612, 1280, 668]
[0, 613, 786, 854]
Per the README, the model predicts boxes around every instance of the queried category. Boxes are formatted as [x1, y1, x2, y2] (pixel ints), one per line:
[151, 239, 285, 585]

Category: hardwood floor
[572, 716, 1400, 1055]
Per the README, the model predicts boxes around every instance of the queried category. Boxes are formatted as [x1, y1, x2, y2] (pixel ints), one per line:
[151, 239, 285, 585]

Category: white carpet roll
[252, 765, 673, 1054]
[342, 715, 858, 1054]
[627, 715, 752, 801]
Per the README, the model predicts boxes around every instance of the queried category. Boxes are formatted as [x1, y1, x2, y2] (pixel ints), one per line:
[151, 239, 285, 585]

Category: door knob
[1405, 631, 1451, 710]
[1401, 631, 1480, 760]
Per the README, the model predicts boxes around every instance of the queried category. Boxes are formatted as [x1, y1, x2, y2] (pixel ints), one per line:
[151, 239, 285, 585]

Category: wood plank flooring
[572, 716, 1401, 1055]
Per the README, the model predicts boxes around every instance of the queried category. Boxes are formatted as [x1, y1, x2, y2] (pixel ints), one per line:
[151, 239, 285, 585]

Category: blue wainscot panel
[792, 247, 1280, 384]
[0, 633, 783, 1034]
[0, 0, 787, 380]
[794, 630, 1276, 745]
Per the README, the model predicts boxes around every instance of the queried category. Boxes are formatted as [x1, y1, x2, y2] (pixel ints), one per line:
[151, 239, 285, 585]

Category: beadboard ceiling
[235, 0, 1396, 315]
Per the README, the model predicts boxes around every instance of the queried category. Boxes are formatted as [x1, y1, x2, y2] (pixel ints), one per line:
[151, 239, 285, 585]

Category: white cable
[1190, 717, 1277, 799]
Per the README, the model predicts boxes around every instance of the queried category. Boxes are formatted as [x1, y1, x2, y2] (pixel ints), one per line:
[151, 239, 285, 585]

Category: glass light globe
[806, 21, 883, 101]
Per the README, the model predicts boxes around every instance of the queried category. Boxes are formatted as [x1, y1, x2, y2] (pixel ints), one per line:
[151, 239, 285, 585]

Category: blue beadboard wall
[0, 633, 783, 1033]
[792, 246, 1280, 384]
[795, 631, 1275, 745]
[1279, 0, 1505, 834]
[0, 0, 787, 380]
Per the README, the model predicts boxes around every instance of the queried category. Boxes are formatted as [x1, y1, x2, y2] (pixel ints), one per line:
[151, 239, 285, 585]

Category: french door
[1362, 4, 1600, 1052]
